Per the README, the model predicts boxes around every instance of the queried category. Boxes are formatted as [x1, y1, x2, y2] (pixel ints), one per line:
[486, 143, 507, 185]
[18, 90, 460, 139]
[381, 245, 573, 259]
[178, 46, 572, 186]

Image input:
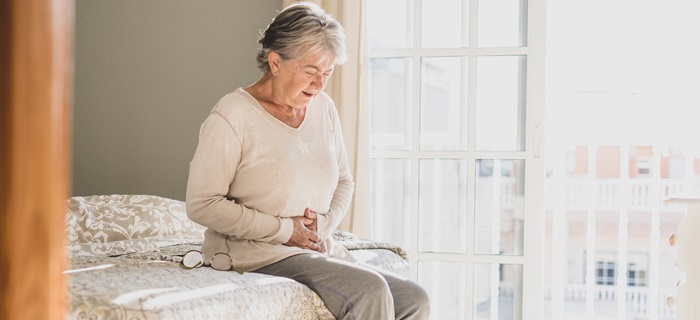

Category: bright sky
[545, 0, 700, 147]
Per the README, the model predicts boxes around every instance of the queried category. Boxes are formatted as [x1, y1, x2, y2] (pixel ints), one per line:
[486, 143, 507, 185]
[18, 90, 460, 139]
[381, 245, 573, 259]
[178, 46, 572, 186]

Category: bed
[64, 194, 410, 320]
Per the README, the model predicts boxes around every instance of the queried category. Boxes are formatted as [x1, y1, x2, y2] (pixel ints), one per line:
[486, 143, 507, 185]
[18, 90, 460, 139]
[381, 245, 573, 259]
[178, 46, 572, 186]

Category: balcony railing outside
[497, 178, 688, 212]
[485, 283, 677, 319]
[544, 284, 676, 319]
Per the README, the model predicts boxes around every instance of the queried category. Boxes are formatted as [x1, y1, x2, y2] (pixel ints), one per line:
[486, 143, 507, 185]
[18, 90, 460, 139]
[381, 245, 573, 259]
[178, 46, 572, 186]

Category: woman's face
[271, 51, 334, 110]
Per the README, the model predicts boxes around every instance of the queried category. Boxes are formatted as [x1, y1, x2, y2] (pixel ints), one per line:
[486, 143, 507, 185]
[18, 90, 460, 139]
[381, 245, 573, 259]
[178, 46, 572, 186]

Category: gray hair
[256, 2, 347, 74]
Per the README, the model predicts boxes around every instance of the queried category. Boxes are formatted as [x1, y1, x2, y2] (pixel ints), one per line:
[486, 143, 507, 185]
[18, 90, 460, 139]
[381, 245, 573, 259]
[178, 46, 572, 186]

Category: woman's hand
[304, 208, 318, 232]
[285, 215, 322, 251]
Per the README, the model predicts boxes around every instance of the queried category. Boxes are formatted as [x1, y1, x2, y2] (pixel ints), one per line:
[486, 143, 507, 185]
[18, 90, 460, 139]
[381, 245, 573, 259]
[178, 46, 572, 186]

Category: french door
[366, 0, 546, 319]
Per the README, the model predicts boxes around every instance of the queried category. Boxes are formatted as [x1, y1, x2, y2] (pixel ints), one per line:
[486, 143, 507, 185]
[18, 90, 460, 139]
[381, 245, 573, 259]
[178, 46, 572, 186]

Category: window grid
[367, 0, 532, 267]
[368, 0, 546, 318]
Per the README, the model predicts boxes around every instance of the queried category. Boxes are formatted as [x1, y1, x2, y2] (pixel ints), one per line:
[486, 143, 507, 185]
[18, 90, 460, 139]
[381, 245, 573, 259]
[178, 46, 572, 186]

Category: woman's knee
[393, 280, 431, 319]
[330, 268, 394, 319]
[412, 283, 431, 317]
[352, 268, 393, 299]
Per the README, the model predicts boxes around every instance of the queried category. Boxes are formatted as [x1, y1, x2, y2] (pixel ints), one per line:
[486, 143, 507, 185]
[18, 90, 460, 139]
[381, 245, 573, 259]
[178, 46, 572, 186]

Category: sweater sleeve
[316, 105, 355, 240]
[186, 112, 293, 244]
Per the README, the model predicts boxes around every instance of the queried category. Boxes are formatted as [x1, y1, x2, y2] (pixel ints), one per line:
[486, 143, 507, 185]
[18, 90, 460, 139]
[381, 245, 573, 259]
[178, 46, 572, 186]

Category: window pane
[421, 0, 468, 48]
[419, 261, 467, 320]
[477, 0, 527, 47]
[420, 57, 468, 151]
[372, 159, 411, 250]
[476, 56, 526, 151]
[474, 263, 523, 320]
[475, 159, 525, 255]
[367, 0, 412, 49]
[370, 58, 413, 151]
[419, 159, 468, 253]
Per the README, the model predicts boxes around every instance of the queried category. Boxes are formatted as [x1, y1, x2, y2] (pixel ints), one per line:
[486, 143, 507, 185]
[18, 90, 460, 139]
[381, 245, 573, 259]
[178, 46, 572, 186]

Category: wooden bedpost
[0, 0, 73, 319]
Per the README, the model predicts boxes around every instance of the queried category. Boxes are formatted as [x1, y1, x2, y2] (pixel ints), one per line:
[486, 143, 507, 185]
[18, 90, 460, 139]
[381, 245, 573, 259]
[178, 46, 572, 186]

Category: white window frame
[367, 0, 547, 319]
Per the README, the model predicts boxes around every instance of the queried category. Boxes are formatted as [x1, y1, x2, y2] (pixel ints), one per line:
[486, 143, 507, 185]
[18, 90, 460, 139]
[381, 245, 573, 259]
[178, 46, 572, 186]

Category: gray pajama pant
[254, 253, 431, 320]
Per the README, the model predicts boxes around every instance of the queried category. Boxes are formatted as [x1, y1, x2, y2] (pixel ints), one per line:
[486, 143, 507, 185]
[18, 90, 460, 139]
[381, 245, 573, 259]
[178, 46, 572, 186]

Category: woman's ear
[268, 52, 281, 76]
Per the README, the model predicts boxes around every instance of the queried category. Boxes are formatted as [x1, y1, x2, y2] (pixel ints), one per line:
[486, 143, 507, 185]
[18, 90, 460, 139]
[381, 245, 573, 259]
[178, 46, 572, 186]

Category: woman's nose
[311, 72, 325, 89]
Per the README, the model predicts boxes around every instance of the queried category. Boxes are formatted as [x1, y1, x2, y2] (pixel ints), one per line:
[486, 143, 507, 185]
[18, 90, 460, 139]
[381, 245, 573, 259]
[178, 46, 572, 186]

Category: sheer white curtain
[282, 0, 372, 238]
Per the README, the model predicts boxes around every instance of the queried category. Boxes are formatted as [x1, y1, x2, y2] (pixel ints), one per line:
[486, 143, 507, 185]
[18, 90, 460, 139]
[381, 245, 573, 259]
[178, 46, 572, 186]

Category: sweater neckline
[237, 88, 308, 134]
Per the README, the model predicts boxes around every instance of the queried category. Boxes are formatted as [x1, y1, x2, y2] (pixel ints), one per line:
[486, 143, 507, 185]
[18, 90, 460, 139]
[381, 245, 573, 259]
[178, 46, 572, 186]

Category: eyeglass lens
[181, 250, 204, 269]
[210, 253, 233, 271]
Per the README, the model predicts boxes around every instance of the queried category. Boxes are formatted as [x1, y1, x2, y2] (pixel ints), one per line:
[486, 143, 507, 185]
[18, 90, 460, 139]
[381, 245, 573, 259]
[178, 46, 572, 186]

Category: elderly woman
[186, 2, 429, 319]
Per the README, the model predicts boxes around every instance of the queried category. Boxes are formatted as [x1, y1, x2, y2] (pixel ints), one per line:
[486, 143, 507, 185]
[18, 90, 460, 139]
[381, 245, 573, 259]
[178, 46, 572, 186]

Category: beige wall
[72, 0, 282, 200]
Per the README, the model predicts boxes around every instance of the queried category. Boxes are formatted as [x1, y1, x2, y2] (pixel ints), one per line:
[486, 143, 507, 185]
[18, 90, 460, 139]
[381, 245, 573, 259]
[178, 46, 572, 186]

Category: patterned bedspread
[66, 242, 408, 320]
[64, 195, 410, 320]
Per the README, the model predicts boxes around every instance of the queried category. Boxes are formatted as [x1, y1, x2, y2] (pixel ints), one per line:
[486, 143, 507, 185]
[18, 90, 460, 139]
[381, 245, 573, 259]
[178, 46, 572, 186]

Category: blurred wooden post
[1, 0, 73, 319]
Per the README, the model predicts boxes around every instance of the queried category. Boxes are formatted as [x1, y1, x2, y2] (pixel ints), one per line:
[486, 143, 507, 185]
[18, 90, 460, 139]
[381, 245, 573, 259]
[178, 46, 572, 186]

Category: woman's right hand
[285, 216, 322, 252]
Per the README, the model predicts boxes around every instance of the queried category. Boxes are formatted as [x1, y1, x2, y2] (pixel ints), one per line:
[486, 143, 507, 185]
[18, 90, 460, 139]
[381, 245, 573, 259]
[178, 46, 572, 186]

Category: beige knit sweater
[186, 88, 354, 272]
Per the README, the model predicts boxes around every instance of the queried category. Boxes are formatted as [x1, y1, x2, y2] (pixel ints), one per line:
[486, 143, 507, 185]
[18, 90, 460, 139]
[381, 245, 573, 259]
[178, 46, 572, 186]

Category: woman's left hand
[285, 216, 322, 251]
[304, 208, 318, 232]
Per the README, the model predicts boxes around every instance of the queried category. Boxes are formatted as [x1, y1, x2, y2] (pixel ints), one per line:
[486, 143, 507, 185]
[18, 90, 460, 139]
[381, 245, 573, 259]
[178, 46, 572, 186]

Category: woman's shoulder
[312, 91, 341, 121]
[314, 91, 334, 106]
[213, 88, 254, 110]
[209, 88, 261, 119]
[310, 92, 337, 115]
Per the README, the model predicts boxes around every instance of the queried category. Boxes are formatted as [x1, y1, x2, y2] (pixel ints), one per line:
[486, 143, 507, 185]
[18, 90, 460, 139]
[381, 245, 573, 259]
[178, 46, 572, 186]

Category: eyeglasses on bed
[177, 250, 240, 273]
